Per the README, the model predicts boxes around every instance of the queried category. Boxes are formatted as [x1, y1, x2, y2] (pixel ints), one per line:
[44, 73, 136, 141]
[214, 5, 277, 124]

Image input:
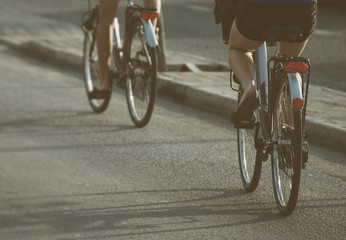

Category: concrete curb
[158, 75, 237, 117]
[1, 37, 345, 152]
[305, 117, 346, 151]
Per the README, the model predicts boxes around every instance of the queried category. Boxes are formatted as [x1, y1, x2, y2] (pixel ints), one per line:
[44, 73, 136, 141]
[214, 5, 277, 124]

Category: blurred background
[1, 0, 345, 91]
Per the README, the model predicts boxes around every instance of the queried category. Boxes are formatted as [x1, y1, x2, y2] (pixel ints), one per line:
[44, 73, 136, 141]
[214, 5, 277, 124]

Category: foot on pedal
[88, 87, 111, 99]
[232, 117, 257, 129]
[231, 97, 259, 129]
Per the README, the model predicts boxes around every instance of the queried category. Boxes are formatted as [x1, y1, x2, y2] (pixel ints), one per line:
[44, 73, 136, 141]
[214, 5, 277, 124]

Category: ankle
[242, 84, 257, 97]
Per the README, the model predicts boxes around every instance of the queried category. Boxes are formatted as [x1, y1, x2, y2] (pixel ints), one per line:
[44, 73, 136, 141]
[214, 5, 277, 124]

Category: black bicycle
[82, 0, 165, 127]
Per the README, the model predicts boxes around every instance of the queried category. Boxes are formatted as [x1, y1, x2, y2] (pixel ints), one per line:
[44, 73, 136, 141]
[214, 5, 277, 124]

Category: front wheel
[125, 18, 157, 127]
[271, 71, 302, 216]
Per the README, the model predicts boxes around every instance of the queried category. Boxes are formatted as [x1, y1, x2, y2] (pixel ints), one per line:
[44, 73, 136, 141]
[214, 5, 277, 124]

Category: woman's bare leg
[228, 22, 263, 108]
[97, 0, 120, 91]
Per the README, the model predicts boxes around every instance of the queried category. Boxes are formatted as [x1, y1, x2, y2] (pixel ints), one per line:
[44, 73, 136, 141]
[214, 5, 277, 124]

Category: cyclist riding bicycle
[90, 0, 161, 98]
[227, 0, 317, 125]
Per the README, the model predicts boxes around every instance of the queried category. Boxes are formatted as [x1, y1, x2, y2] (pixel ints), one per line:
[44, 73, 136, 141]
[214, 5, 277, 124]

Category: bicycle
[231, 26, 311, 216]
[82, 0, 163, 127]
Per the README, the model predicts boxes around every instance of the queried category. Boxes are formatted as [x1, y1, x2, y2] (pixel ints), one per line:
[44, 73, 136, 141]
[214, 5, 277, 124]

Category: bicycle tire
[83, 15, 112, 114]
[236, 92, 262, 192]
[125, 17, 157, 127]
[271, 70, 302, 216]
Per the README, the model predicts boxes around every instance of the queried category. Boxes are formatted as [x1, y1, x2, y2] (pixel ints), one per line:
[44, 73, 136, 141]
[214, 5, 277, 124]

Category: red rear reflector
[140, 11, 159, 21]
[293, 98, 304, 109]
[284, 62, 309, 73]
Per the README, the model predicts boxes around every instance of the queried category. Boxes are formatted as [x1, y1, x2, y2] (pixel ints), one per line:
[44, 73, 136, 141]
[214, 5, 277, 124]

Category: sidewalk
[1, 5, 345, 152]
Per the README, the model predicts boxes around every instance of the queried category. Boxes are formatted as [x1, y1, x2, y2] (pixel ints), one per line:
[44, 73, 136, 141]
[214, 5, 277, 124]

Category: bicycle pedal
[232, 119, 256, 129]
[302, 140, 309, 169]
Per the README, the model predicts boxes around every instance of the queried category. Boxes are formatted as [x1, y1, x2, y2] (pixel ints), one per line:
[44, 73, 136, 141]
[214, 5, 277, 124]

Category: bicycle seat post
[255, 43, 269, 107]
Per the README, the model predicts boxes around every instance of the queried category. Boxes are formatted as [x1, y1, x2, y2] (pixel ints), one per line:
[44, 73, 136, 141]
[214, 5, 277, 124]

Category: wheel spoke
[271, 72, 302, 215]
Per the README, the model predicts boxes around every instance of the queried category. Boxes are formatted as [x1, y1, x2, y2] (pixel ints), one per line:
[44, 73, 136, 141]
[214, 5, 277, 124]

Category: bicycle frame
[112, 1, 158, 75]
[254, 42, 310, 148]
[254, 44, 269, 141]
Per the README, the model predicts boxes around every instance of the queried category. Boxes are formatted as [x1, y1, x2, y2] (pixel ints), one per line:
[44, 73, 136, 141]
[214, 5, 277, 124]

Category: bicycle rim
[271, 72, 302, 216]
[83, 29, 111, 113]
[238, 126, 262, 192]
[126, 18, 157, 127]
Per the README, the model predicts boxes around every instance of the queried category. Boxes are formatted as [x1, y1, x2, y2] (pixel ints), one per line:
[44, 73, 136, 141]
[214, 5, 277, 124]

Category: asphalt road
[0, 1, 345, 239]
[0, 40, 345, 239]
[1, 0, 345, 91]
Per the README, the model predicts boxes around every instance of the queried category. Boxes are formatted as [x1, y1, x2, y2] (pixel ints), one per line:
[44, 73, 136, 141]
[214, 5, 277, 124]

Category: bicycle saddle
[260, 25, 304, 43]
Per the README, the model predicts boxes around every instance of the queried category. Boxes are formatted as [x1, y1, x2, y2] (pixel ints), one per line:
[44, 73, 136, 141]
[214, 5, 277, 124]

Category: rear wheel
[125, 18, 157, 127]
[83, 14, 112, 113]
[271, 71, 302, 216]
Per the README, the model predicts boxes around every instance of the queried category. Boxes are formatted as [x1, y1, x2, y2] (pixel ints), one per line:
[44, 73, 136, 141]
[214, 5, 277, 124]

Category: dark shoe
[231, 97, 259, 128]
[88, 87, 111, 99]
